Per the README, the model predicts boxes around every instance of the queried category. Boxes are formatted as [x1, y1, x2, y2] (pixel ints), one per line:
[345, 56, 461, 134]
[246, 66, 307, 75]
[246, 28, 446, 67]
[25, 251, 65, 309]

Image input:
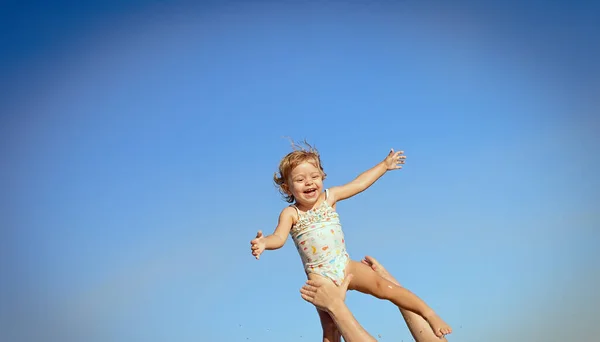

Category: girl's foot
[423, 312, 452, 337]
[362, 256, 452, 337]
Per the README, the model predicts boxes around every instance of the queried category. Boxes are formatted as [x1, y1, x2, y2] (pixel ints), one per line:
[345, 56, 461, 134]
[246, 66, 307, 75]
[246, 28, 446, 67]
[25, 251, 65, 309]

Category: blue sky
[1, 1, 598, 341]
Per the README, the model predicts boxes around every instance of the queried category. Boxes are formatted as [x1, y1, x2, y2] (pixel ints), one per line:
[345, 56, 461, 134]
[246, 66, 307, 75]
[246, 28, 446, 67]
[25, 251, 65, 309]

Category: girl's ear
[281, 183, 291, 195]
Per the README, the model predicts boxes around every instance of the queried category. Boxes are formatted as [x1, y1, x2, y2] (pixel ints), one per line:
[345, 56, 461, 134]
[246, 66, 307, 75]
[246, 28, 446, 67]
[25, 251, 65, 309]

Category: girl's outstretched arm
[251, 206, 295, 259]
[329, 149, 405, 203]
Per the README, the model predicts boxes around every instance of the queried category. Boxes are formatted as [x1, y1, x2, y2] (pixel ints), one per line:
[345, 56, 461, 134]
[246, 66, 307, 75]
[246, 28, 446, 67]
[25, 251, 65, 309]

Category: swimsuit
[290, 189, 350, 285]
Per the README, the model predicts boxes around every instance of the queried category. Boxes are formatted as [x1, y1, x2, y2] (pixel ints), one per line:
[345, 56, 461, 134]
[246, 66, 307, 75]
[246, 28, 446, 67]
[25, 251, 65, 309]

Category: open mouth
[303, 188, 317, 195]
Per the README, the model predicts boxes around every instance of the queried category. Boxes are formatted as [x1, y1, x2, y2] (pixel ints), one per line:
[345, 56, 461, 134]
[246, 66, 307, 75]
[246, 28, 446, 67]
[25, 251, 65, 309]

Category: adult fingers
[305, 279, 323, 287]
[363, 256, 378, 270]
[340, 274, 353, 292]
[300, 293, 314, 303]
[300, 287, 315, 296]
[302, 283, 318, 292]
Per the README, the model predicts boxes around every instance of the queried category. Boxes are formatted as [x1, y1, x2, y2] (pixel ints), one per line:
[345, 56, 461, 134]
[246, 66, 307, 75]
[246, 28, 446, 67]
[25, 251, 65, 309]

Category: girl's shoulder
[281, 205, 300, 223]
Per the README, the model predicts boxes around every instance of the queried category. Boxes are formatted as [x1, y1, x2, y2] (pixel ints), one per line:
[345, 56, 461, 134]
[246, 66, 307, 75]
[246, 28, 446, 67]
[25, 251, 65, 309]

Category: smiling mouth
[304, 188, 317, 194]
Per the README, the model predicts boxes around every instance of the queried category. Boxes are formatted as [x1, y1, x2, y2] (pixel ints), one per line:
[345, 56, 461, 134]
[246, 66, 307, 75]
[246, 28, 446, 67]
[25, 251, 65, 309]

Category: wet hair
[273, 139, 327, 203]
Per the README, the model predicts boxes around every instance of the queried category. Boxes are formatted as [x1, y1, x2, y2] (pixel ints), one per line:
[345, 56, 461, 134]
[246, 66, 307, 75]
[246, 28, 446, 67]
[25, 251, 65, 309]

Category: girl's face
[286, 161, 324, 207]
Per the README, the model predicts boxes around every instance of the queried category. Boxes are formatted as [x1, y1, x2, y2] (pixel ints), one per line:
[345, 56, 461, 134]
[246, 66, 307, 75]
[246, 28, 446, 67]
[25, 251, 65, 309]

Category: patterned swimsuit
[290, 189, 350, 284]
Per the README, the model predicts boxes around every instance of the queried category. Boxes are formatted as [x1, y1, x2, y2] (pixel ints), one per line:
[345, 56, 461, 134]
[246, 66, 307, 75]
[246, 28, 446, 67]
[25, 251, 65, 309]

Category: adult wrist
[326, 298, 346, 315]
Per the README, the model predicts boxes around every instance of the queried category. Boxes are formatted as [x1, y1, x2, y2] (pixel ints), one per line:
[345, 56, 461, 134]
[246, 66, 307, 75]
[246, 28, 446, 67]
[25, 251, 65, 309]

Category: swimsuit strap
[290, 205, 301, 220]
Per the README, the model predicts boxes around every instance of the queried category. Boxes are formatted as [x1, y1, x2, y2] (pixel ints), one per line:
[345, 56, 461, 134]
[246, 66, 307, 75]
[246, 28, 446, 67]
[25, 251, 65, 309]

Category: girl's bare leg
[308, 273, 342, 342]
[345, 260, 452, 337]
[361, 256, 448, 342]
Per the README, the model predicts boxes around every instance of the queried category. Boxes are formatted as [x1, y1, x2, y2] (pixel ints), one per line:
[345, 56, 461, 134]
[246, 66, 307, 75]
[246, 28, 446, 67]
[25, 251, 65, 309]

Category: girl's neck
[295, 202, 312, 212]
[294, 198, 323, 212]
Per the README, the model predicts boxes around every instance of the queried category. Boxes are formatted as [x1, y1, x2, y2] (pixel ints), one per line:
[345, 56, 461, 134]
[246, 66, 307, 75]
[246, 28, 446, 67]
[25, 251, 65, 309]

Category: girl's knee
[372, 277, 393, 300]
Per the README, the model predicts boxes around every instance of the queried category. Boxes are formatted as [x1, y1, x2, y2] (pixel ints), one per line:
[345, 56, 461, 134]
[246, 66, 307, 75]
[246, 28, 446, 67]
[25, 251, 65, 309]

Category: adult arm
[300, 275, 377, 342]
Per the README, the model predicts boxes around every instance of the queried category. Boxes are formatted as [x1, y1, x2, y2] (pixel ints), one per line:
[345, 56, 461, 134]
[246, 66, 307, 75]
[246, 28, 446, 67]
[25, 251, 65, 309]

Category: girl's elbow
[274, 235, 286, 248]
[279, 237, 288, 248]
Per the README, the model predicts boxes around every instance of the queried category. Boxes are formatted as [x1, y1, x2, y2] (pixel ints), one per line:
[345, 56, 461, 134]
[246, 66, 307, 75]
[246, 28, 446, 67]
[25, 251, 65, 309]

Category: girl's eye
[312, 175, 319, 179]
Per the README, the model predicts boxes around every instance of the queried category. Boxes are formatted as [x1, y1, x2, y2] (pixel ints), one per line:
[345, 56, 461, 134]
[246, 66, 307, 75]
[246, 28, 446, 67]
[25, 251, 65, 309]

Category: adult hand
[300, 274, 354, 312]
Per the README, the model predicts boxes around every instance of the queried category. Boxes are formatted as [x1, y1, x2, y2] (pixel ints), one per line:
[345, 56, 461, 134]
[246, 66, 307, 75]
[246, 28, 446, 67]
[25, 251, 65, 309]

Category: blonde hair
[273, 139, 327, 203]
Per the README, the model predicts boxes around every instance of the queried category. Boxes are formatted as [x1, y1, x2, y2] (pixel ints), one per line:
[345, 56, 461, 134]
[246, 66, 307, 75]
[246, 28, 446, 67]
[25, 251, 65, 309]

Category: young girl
[250, 141, 452, 341]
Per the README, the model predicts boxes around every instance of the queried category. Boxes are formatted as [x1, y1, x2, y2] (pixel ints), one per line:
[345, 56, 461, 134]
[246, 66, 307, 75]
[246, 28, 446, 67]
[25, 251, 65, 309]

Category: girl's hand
[250, 230, 266, 260]
[383, 149, 405, 170]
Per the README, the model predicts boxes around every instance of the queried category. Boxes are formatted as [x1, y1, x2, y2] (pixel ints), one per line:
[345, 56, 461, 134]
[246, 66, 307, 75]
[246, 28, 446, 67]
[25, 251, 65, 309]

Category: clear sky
[1, 1, 598, 341]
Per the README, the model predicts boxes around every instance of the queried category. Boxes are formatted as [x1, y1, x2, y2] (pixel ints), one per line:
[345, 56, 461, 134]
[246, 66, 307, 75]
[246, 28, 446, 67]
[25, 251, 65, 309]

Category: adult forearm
[328, 302, 377, 342]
